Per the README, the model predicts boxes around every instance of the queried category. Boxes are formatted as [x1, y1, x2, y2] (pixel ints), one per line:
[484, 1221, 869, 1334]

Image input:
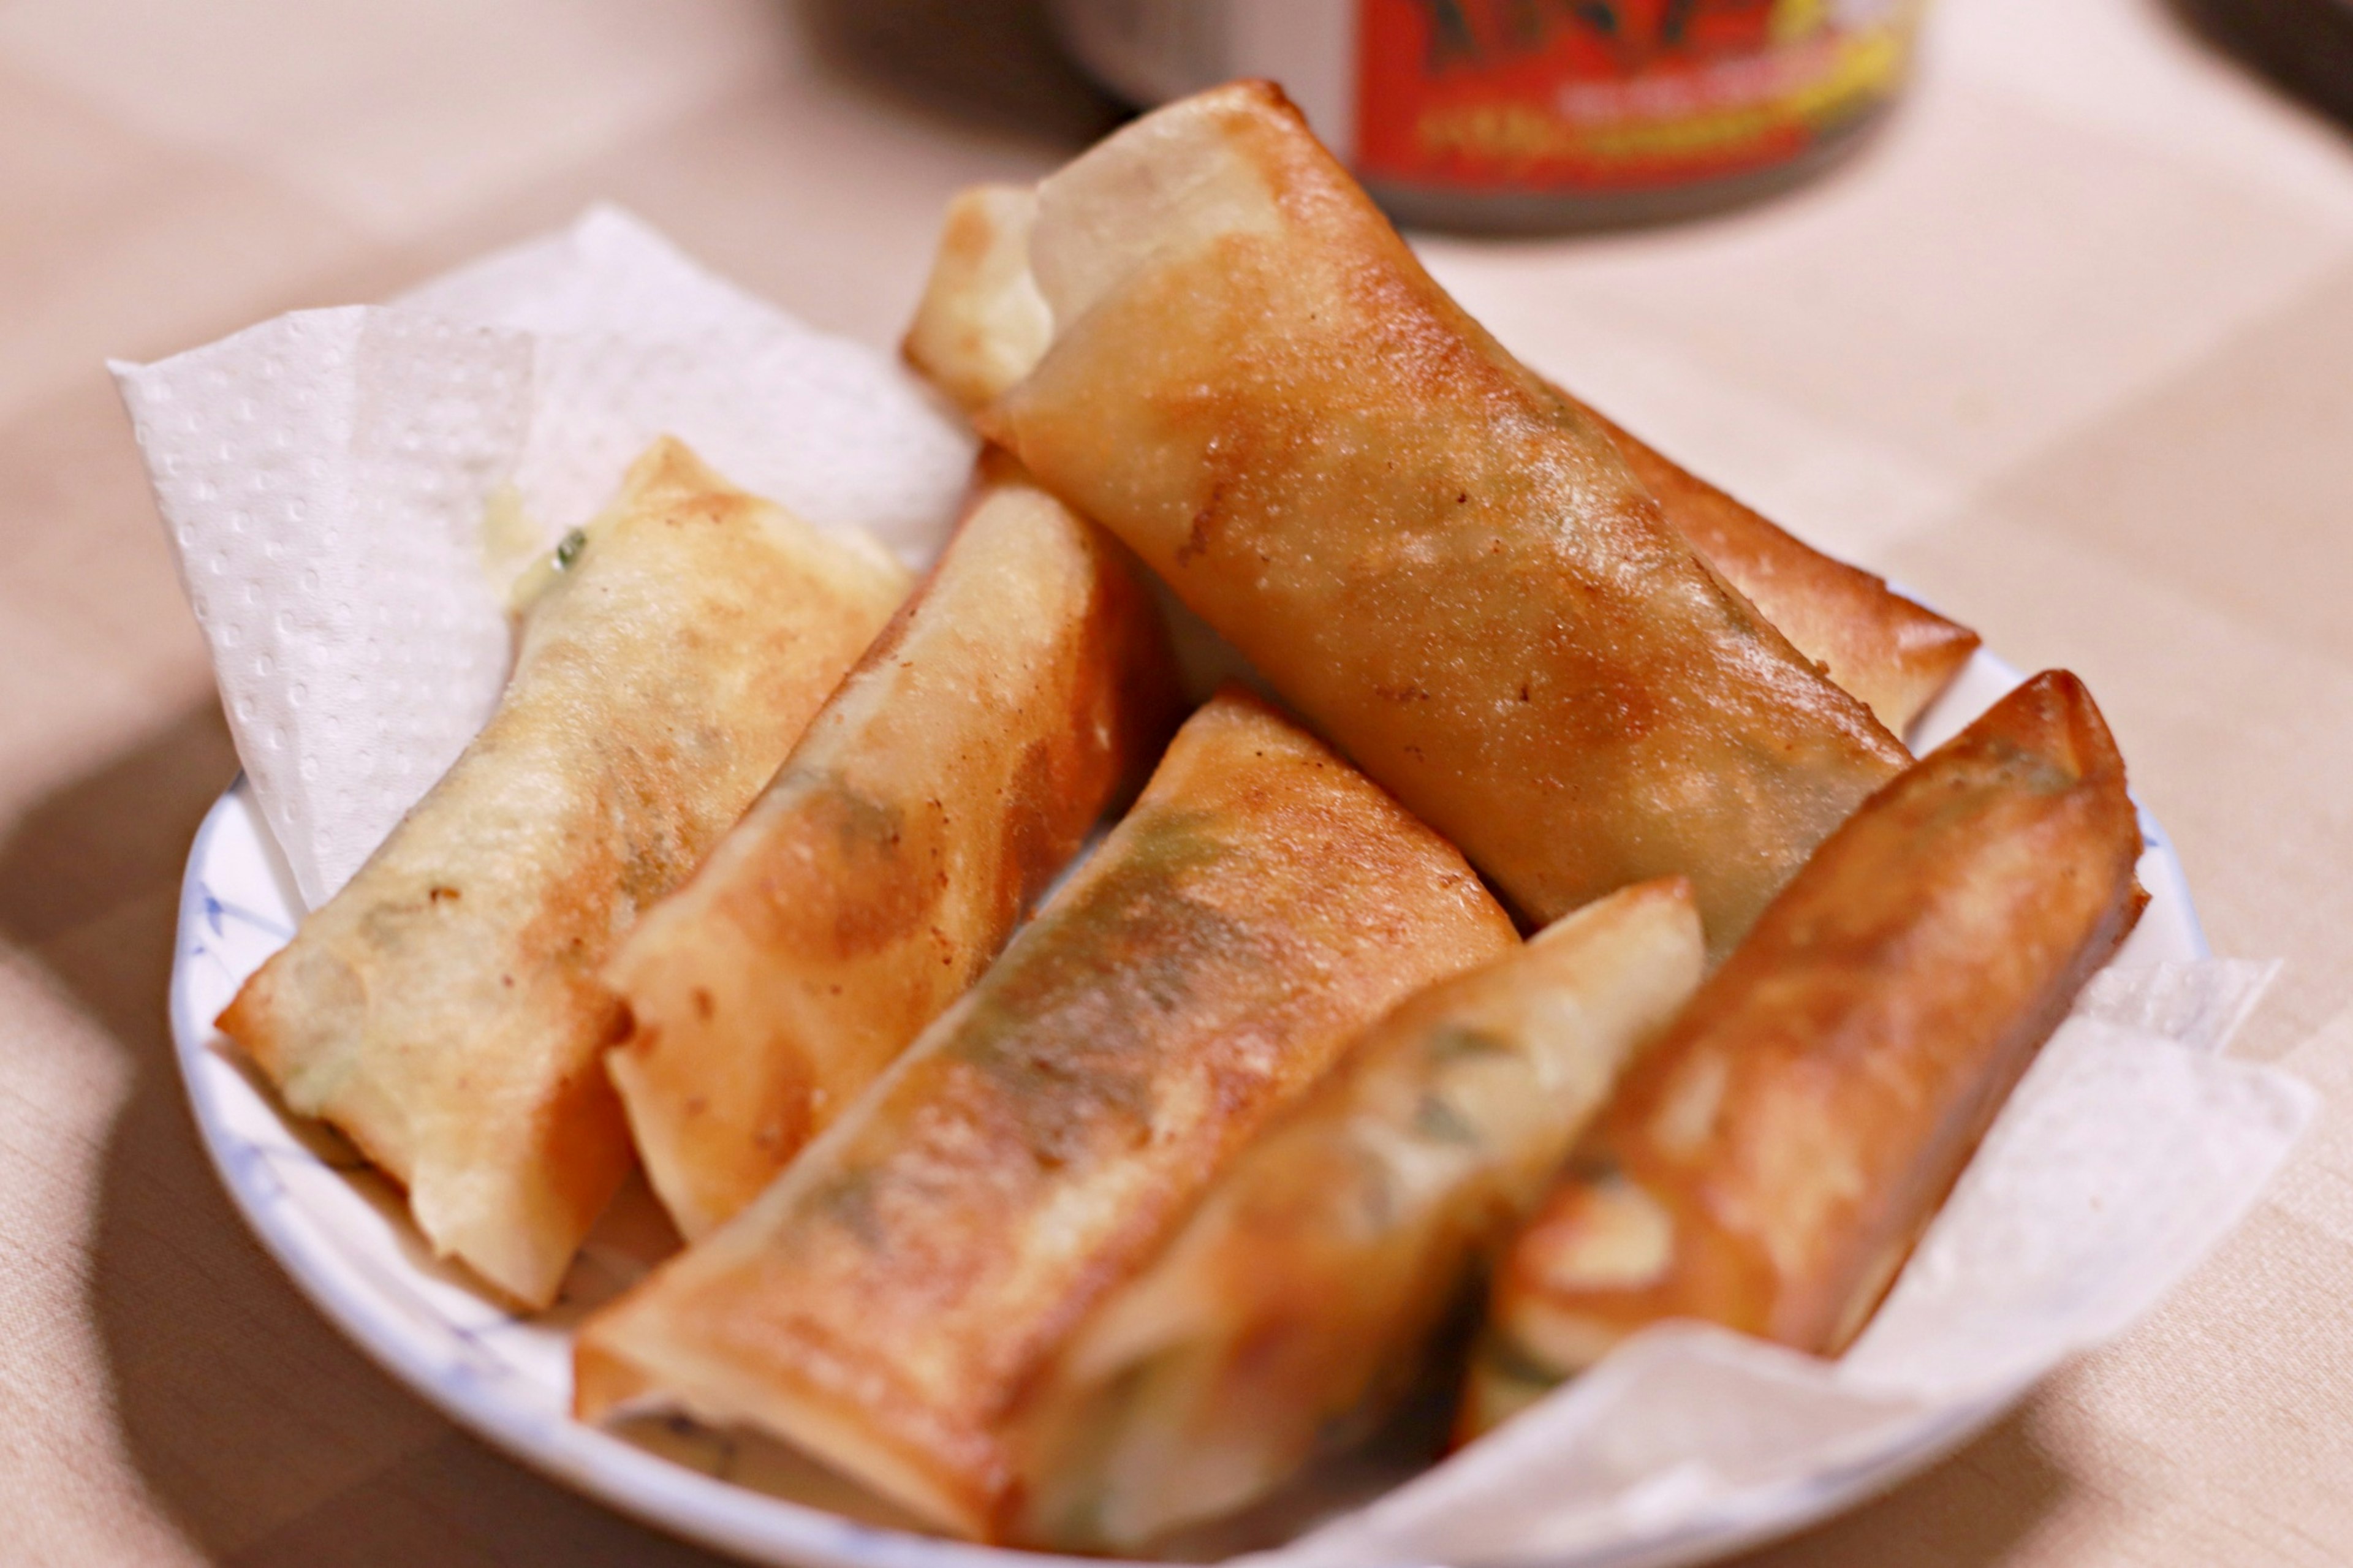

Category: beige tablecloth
[3, 1, 2349, 1563]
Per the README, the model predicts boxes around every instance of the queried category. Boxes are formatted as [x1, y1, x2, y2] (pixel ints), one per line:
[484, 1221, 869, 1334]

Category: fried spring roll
[906, 181, 1978, 741]
[1010, 877, 1705, 1553]
[1463, 671, 2145, 1436]
[603, 455, 1181, 1241]
[574, 687, 1517, 1538]
[216, 439, 911, 1307]
[971, 83, 1908, 953]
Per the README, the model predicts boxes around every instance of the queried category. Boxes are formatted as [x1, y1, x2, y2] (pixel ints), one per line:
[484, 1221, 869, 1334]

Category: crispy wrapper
[972, 83, 1907, 953]
[906, 183, 1977, 743]
[573, 687, 1517, 1539]
[603, 454, 1181, 1241]
[215, 439, 910, 1307]
[1565, 400, 1979, 738]
[1010, 877, 1705, 1553]
[1464, 670, 2146, 1437]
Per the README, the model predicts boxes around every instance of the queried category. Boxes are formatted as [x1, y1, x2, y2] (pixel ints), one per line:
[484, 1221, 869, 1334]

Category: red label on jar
[1353, 0, 1912, 193]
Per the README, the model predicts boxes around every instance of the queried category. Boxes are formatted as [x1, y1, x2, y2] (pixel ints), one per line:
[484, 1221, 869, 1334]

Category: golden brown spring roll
[974, 83, 1908, 953]
[907, 181, 1977, 741]
[574, 687, 1517, 1539]
[602, 455, 1181, 1241]
[1010, 877, 1705, 1553]
[1463, 670, 2144, 1436]
[216, 439, 911, 1307]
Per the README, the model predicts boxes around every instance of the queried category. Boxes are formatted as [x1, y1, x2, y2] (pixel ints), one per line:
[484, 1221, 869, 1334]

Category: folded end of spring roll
[904, 184, 1053, 416]
[572, 1325, 985, 1533]
[217, 437, 911, 1307]
[1464, 670, 2145, 1436]
[602, 455, 1181, 1241]
[1009, 876, 1706, 1553]
[575, 685, 1518, 1540]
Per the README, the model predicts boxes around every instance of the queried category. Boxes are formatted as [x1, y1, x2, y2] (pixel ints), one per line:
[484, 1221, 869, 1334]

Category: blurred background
[5, 2, 2353, 1566]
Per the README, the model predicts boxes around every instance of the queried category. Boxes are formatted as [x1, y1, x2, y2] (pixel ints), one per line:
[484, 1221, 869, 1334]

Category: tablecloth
[2, 1, 2348, 1562]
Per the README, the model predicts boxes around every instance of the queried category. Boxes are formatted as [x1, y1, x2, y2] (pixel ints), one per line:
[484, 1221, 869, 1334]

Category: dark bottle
[2176, 0, 2353, 127]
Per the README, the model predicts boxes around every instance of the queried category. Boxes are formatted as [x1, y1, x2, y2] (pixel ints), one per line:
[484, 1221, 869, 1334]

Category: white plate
[167, 647, 2206, 1568]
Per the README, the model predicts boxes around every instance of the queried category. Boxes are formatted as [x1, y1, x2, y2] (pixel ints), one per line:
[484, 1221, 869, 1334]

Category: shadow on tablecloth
[2163, 0, 2353, 134]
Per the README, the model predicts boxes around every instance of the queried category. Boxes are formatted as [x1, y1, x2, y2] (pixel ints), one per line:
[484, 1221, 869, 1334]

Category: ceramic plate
[167, 646, 2207, 1568]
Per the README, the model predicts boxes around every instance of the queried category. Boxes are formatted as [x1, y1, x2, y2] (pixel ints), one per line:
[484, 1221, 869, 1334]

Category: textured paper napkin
[115, 206, 974, 908]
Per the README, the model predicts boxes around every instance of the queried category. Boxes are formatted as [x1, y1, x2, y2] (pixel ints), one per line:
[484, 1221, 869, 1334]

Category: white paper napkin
[116, 206, 974, 909]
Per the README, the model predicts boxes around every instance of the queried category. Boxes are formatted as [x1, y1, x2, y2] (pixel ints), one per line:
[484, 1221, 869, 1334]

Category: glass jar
[1049, 0, 1928, 232]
